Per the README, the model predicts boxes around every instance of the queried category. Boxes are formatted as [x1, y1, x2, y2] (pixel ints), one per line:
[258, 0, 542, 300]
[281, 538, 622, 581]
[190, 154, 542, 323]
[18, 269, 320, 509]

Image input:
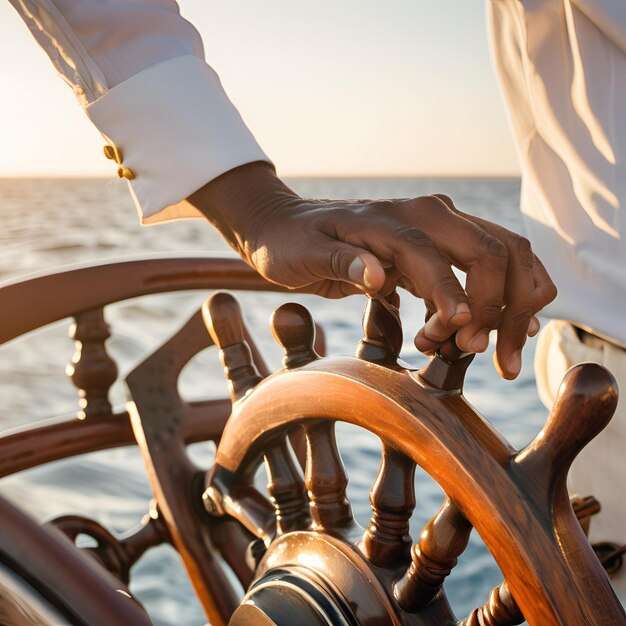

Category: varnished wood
[362, 444, 416, 566]
[49, 501, 170, 585]
[515, 363, 618, 502]
[459, 582, 524, 626]
[0, 399, 231, 478]
[356, 293, 402, 364]
[212, 355, 625, 624]
[395, 499, 472, 610]
[203, 291, 263, 401]
[418, 335, 475, 392]
[271, 302, 319, 368]
[571, 495, 601, 536]
[0, 256, 284, 347]
[0, 495, 152, 625]
[126, 308, 243, 625]
[305, 421, 353, 532]
[1, 259, 625, 626]
[66, 308, 118, 419]
[264, 440, 310, 534]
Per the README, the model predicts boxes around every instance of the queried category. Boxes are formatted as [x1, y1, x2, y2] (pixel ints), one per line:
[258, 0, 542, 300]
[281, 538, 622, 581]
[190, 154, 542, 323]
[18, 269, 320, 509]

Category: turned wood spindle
[66, 308, 118, 419]
[120, 500, 172, 570]
[264, 440, 311, 534]
[270, 302, 319, 368]
[50, 500, 170, 585]
[458, 581, 524, 626]
[305, 421, 353, 532]
[514, 363, 618, 505]
[270, 304, 322, 466]
[395, 498, 472, 610]
[356, 292, 403, 364]
[202, 292, 262, 402]
[418, 334, 475, 392]
[571, 494, 601, 537]
[362, 444, 416, 566]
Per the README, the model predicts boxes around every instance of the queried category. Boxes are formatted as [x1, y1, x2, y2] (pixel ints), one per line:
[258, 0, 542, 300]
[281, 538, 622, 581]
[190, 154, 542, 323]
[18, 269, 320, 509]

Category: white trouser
[535, 320, 626, 602]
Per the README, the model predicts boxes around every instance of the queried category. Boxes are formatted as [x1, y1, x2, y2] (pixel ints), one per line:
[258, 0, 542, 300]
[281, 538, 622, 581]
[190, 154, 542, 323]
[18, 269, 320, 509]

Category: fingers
[446, 230, 510, 354]
[528, 315, 540, 337]
[301, 235, 387, 293]
[414, 311, 455, 353]
[492, 236, 535, 379]
[443, 208, 557, 379]
[302, 198, 557, 383]
[531, 254, 558, 312]
[391, 197, 518, 353]
[331, 215, 472, 335]
[454, 212, 557, 318]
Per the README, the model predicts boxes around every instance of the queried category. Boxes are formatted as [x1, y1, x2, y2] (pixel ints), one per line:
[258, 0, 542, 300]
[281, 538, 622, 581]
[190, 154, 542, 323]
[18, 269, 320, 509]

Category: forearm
[188, 162, 300, 261]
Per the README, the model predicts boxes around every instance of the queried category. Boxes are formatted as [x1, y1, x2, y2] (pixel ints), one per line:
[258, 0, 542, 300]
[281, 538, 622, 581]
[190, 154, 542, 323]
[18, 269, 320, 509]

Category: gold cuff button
[117, 166, 136, 180]
[103, 144, 123, 162]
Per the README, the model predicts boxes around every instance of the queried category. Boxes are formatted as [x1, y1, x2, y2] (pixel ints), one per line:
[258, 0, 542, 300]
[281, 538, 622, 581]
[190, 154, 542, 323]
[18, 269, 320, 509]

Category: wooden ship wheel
[0, 255, 623, 626]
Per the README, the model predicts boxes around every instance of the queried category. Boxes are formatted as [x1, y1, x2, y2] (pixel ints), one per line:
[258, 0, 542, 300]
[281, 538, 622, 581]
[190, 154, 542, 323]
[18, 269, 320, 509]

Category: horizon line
[0, 171, 521, 180]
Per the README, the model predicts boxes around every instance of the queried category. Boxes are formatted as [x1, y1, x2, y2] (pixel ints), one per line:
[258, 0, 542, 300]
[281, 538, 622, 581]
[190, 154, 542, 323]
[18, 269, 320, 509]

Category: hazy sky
[0, 1, 520, 177]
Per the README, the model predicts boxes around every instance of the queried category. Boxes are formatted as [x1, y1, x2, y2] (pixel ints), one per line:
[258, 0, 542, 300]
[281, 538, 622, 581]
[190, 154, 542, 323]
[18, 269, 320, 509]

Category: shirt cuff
[85, 54, 271, 224]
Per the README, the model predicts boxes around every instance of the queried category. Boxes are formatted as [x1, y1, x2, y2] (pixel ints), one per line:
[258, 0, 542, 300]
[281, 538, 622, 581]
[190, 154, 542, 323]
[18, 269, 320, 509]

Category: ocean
[0, 176, 543, 625]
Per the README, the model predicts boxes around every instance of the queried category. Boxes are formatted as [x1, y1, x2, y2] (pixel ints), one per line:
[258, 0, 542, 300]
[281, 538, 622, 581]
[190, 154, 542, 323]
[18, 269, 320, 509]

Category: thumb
[308, 238, 386, 292]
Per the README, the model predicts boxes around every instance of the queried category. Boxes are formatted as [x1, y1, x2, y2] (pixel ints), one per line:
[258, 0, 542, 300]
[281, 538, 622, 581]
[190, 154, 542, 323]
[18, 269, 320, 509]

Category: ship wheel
[126, 290, 625, 626]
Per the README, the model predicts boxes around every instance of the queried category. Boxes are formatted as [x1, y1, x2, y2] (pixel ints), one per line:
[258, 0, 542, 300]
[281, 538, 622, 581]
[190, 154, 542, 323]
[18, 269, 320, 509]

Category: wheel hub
[230, 531, 404, 626]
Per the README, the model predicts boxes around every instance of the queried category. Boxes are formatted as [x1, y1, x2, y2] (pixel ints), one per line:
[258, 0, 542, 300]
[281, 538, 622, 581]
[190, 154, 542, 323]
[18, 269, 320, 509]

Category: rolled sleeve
[10, 0, 271, 223]
[87, 54, 271, 223]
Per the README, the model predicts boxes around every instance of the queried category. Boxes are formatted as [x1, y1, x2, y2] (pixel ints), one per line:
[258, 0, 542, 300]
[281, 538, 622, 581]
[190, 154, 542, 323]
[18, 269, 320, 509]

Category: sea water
[0, 177, 543, 624]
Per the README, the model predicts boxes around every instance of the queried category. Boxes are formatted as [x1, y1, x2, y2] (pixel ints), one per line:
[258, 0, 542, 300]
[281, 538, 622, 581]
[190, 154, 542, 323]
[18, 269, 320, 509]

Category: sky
[0, 1, 520, 177]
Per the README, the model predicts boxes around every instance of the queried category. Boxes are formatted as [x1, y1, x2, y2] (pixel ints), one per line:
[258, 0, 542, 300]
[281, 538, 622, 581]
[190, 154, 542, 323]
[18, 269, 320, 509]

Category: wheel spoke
[271, 302, 320, 369]
[305, 421, 353, 532]
[67, 307, 118, 419]
[395, 498, 472, 610]
[362, 443, 415, 566]
[264, 439, 311, 534]
[458, 581, 523, 626]
[356, 292, 403, 365]
[203, 292, 263, 401]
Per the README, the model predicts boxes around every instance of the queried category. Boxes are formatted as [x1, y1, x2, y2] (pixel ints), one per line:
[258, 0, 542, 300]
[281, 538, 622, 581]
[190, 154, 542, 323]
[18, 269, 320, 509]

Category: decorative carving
[571, 494, 601, 536]
[362, 444, 415, 566]
[202, 292, 262, 401]
[49, 500, 170, 585]
[515, 363, 618, 505]
[593, 542, 626, 577]
[356, 293, 402, 364]
[264, 440, 311, 534]
[459, 582, 524, 626]
[271, 302, 319, 368]
[395, 499, 472, 610]
[418, 335, 475, 392]
[66, 307, 118, 419]
[304, 421, 353, 532]
[2, 264, 625, 626]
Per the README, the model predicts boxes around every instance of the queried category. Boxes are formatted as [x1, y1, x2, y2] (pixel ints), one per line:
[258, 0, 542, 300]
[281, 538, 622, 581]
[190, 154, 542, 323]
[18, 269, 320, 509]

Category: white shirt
[489, 0, 626, 346]
[9, 0, 626, 345]
[9, 0, 271, 223]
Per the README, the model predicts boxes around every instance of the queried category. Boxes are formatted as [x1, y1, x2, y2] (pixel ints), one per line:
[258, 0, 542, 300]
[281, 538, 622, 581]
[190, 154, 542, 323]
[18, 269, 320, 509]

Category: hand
[189, 162, 556, 379]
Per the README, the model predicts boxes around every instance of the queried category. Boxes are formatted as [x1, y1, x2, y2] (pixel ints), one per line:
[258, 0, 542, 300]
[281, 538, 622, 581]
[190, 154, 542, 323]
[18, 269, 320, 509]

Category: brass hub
[230, 531, 401, 625]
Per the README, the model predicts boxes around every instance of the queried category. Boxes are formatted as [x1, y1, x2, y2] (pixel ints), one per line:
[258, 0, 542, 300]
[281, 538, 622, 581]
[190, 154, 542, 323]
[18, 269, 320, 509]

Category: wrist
[188, 162, 301, 259]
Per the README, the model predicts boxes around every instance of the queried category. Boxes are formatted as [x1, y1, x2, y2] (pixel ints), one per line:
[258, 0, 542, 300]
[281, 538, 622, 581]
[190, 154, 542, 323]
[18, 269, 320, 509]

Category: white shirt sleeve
[570, 1, 626, 55]
[9, 0, 272, 224]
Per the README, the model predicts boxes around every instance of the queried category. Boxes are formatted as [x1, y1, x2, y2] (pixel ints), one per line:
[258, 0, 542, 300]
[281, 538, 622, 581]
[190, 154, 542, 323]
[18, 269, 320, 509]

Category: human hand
[189, 162, 556, 379]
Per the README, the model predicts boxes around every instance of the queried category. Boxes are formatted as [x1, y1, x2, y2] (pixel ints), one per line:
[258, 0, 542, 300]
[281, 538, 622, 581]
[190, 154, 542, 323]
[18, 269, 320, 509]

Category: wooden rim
[213, 357, 621, 625]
